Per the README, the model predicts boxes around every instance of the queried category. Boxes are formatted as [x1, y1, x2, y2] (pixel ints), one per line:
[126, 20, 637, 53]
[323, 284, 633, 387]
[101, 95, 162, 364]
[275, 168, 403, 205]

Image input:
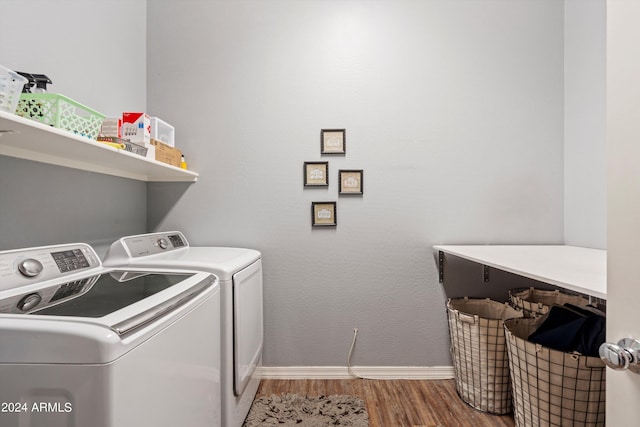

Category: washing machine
[103, 231, 263, 427]
[0, 242, 221, 427]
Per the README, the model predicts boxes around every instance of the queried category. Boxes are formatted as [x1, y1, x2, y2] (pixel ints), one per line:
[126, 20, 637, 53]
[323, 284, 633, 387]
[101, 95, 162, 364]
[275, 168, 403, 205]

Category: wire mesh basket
[509, 287, 590, 318]
[504, 318, 605, 427]
[124, 141, 148, 157]
[446, 297, 524, 414]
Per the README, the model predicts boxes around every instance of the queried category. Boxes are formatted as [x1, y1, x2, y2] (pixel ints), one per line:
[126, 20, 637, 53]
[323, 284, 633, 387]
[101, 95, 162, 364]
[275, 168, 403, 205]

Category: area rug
[243, 393, 369, 426]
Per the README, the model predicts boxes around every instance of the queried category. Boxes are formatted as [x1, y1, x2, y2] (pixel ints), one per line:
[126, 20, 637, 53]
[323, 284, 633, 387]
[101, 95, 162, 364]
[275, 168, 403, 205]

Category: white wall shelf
[0, 110, 198, 182]
[434, 245, 606, 300]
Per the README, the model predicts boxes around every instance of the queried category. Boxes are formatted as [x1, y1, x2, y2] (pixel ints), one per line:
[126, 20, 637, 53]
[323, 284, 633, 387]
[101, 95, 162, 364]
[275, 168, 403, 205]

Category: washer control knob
[18, 258, 44, 278]
[17, 293, 42, 312]
[157, 238, 169, 250]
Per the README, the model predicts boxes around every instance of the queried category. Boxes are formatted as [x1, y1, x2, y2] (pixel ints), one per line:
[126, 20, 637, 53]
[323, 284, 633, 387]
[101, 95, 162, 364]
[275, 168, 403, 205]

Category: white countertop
[434, 245, 606, 300]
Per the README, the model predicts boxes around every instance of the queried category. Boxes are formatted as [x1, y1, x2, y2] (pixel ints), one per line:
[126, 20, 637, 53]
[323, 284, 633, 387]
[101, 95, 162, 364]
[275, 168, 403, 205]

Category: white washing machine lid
[116, 247, 261, 280]
[103, 231, 261, 281]
[0, 268, 217, 365]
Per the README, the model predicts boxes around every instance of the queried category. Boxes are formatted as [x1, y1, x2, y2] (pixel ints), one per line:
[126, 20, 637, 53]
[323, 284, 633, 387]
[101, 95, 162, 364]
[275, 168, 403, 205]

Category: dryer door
[232, 259, 263, 396]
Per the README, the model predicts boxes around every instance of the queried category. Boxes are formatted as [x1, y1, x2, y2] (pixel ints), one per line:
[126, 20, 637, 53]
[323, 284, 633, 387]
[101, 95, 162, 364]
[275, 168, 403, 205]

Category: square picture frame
[321, 129, 346, 154]
[338, 169, 363, 195]
[304, 161, 329, 187]
[311, 201, 337, 227]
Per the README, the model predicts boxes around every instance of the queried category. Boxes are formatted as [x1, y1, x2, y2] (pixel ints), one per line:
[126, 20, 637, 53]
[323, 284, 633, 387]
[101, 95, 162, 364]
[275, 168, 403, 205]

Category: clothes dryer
[103, 231, 263, 427]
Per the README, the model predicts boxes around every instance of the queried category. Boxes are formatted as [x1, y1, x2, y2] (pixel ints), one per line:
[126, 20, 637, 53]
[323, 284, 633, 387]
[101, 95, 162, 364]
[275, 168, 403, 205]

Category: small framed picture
[339, 169, 363, 195]
[304, 162, 329, 187]
[321, 129, 346, 154]
[311, 201, 337, 227]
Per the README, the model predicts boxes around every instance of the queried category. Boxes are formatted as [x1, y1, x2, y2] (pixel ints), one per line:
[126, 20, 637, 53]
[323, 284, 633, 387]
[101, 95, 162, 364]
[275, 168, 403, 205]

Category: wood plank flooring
[255, 379, 515, 427]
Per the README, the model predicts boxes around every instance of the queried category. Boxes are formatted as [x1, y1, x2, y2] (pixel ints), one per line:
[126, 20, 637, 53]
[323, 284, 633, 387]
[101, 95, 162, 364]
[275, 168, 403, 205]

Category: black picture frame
[311, 201, 337, 227]
[304, 161, 329, 187]
[321, 129, 346, 154]
[338, 169, 363, 195]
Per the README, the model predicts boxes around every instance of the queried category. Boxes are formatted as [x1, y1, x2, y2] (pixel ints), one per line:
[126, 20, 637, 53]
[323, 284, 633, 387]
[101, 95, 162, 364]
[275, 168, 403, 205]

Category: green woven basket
[16, 93, 105, 139]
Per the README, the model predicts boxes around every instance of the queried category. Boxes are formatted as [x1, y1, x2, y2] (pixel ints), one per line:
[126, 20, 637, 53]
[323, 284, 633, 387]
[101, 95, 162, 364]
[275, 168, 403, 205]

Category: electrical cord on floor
[347, 328, 370, 380]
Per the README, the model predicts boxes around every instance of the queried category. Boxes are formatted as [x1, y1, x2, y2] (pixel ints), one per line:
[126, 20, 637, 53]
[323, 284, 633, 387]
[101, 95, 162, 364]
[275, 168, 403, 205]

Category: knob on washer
[157, 238, 169, 250]
[17, 293, 42, 312]
[18, 258, 44, 278]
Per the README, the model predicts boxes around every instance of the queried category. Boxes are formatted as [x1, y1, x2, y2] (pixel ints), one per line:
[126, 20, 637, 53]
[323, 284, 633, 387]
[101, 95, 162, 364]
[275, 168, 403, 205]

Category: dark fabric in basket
[505, 318, 605, 427]
[528, 304, 605, 357]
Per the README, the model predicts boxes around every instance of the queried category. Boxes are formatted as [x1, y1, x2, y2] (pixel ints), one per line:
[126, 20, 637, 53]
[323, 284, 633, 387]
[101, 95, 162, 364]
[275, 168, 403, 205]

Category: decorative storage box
[16, 93, 105, 139]
[446, 297, 523, 414]
[509, 287, 590, 318]
[504, 318, 605, 427]
[0, 65, 28, 114]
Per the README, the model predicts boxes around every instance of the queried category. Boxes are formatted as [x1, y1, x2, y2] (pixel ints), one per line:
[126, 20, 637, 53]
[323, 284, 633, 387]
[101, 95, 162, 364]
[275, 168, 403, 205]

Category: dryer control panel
[116, 231, 189, 258]
[0, 243, 101, 293]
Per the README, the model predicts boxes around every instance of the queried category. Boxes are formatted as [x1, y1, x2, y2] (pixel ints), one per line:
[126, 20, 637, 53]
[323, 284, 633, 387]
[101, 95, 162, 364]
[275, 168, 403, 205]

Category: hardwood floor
[255, 379, 515, 427]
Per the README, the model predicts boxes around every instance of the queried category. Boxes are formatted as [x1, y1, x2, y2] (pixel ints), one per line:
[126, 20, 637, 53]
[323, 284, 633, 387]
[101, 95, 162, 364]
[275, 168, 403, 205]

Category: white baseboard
[255, 366, 455, 380]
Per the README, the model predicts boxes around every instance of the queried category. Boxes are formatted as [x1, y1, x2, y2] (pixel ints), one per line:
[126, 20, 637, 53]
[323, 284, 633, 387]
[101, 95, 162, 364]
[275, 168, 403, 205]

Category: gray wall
[0, 0, 148, 255]
[563, 0, 606, 249]
[147, 0, 565, 366]
[0, 0, 605, 368]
